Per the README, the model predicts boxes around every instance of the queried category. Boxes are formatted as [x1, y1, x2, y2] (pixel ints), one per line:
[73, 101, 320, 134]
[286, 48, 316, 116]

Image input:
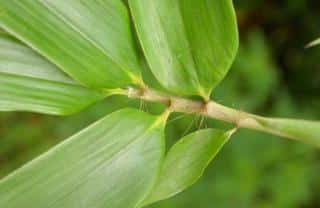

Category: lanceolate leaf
[0, 109, 166, 208]
[129, 0, 239, 99]
[306, 38, 320, 48]
[0, 33, 106, 115]
[143, 128, 235, 206]
[0, 0, 143, 89]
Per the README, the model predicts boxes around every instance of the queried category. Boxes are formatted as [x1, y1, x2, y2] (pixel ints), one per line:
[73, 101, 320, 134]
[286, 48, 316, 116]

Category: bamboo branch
[124, 86, 320, 147]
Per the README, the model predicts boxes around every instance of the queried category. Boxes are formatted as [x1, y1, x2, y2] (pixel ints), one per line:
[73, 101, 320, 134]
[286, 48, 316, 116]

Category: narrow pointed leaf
[254, 117, 320, 148]
[306, 38, 320, 48]
[0, 33, 106, 115]
[129, 0, 239, 98]
[0, 108, 166, 208]
[0, 0, 143, 89]
[143, 128, 234, 206]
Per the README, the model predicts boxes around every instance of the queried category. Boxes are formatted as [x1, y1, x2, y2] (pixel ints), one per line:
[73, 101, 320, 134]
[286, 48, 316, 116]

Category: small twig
[122, 86, 320, 146]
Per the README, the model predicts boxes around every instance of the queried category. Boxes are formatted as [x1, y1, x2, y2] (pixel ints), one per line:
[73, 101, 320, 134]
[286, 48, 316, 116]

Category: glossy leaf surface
[0, 0, 142, 89]
[144, 128, 234, 205]
[129, 0, 239, 98]
[0, 109, 166, 208]
[0, 33, 106, 115]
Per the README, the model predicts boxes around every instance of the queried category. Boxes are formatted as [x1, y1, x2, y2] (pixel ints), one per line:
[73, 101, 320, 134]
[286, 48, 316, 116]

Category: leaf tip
[305, 38, 320, 48]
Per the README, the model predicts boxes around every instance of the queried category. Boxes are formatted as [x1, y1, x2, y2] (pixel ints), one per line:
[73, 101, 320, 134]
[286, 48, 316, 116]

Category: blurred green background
[1, 1, 320, 208]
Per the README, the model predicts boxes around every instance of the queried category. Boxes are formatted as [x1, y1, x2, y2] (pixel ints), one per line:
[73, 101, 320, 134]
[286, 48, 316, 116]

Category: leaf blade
[143, 128, 234, 206]
[0, 108, 166, 208]
[129, 0, 239, 98]
[306, 38, 320, 48]
[0, 0, 142, 89]
[0, 33, 106, 115]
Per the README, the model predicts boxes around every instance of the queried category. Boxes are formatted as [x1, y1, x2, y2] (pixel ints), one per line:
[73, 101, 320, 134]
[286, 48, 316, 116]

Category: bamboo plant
[0, 1, 319, 208]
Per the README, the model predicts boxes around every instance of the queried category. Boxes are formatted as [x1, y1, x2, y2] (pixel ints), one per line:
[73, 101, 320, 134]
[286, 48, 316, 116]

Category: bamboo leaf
[143, 128, 235, 206]
[306, 38, 320, 48]
[129, 0, 239, 99]
[0, 108, 166, 208]
[0, 0, 143, 89]
[0, 33, 107, 115]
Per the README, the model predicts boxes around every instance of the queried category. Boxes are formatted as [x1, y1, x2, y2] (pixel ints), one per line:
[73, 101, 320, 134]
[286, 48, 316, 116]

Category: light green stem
[125, 87, 320, 148]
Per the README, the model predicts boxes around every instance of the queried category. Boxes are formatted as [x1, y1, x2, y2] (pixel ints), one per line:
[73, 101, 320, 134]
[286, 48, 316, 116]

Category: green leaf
[129, 0, 239, 99]
[143, 128, 235, 206]
[0, 0, 143, 89]
[306, 38, 320, 48]
[0, 108, 166, 208]
[0, 33, 107, 115]
[254, 117, 320, 148]
[213, 30, 279, 111]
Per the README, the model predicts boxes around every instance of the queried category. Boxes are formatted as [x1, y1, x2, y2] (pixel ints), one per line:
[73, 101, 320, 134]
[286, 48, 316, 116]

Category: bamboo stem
[124, 86, 320, 147]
